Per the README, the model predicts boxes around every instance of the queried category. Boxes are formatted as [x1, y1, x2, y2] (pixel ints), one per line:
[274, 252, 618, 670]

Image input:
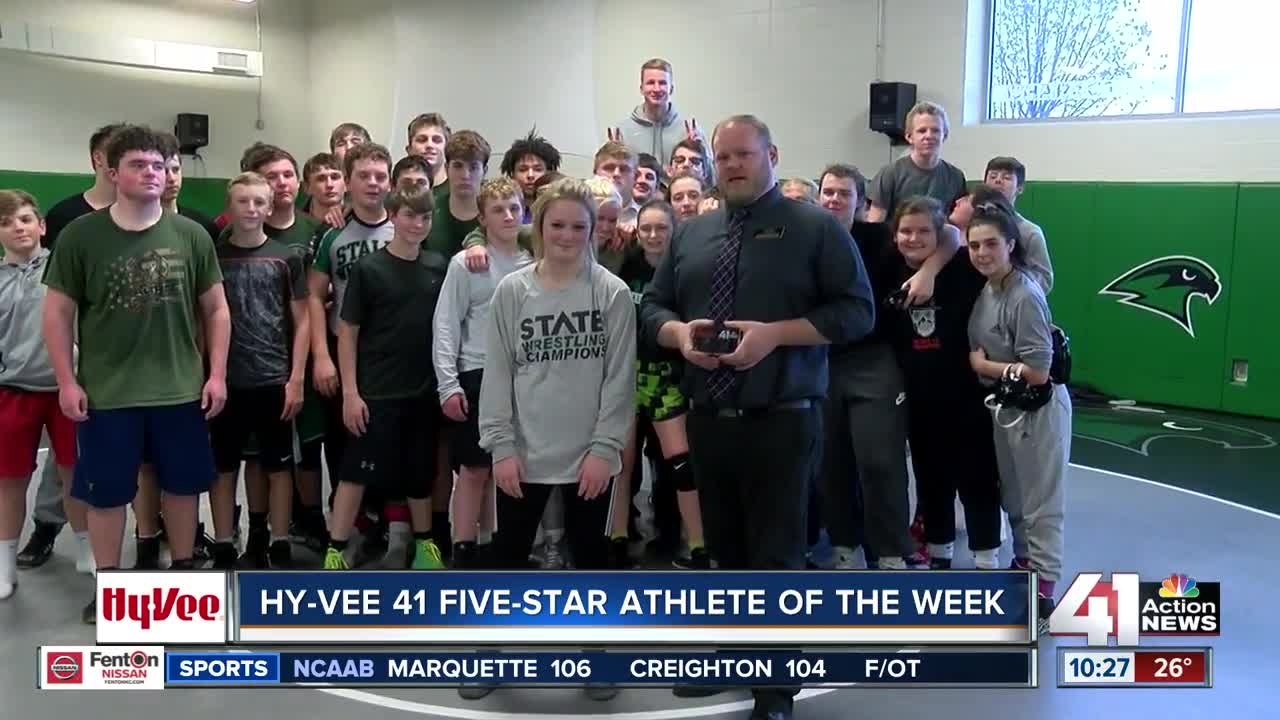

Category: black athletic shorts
[210, 385, 294, 474]
[341, 393, 438, 499]
[449, 370, 490, 471]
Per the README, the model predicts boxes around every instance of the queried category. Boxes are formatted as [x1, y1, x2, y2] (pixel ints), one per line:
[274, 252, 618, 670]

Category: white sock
[215, 536, 234, 545]
[477, 529, 493, 545]
[0, 539, 17, 598]
[879, 556, 907, 570]
[387, 521, 411, 543]
[973, 548, 1000, 569]
[75, 531, 95, 575]
[928, 542, 955, 560]
[545, 528, 564, 545]
[832, 545, 858, 570]
[269, 535, 289, 545]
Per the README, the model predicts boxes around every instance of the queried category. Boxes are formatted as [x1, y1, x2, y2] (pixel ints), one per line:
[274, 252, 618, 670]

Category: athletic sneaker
[930, 557, 952, 570]
[239, 530, 270, 569]
[16, 522, 58, 568]
[672, 547, 710, 570]
[609, 538, 634, 569]
[452, 542, 479, 569]
[192, 522, 217, 564]
[211, 542, 238, 570]
[380, 524, 413, 570]
[352, 527, 389, 568]
[457, 685, 495, 700]
[584, 683, 619, 701]
[1037, 596, 1055, 636]
[541, 540, 566, 570]
[411, 539, 445, 570]
[268, 541, 292, 569]
[135, 536, 161, 570]
[687, 547, 711, 570]
[289, 511, 328, 554]
[323, 547, 350, 570]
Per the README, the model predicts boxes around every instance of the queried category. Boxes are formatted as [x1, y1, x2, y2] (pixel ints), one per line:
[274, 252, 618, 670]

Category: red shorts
[0, 387, 77, 478]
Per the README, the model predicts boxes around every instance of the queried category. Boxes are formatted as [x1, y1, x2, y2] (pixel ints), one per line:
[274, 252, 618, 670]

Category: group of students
[0, 58, 1071, 687]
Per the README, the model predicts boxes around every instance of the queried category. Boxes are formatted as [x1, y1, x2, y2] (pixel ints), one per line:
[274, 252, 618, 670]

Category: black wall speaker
[175, 113, 209, 154]
[869, 82, 917, 142]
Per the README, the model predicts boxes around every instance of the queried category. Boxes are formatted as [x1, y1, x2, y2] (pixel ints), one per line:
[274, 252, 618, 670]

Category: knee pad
[663, 453, 695, 492]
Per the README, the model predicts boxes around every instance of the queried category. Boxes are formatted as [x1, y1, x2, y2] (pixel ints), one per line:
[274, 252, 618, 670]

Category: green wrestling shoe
[411, 539, 446, 570]
[323, 547, 350, 570]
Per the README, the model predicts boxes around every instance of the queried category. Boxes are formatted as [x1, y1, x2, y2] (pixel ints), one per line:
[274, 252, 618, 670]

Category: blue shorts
[72, 402, 216, 509]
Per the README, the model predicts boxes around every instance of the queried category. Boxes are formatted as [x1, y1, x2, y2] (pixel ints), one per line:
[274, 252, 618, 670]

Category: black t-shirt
[619, 248, 681, 366]
[42, 193, 96, 250]
[339, 247, 446, 400]
[217, 237, 309, 389]
[884, 249, 987, 395]
[833, 220, 895, 354]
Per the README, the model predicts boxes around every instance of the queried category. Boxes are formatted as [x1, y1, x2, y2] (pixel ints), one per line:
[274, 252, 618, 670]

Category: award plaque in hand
[692, 322, 743, 355]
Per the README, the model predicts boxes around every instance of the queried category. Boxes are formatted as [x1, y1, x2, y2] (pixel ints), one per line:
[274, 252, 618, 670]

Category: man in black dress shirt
[641, 115, 875, 720]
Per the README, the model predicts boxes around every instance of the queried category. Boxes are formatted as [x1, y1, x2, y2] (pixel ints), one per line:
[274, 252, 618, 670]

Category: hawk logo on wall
[1098, 255, 1222, 338]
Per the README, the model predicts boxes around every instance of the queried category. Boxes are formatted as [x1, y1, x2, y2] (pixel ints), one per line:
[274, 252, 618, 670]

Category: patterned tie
[706, 208, 748, 401]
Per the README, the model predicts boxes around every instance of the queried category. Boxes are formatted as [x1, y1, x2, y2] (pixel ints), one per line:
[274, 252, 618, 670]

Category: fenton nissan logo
[46, 652, 83, 684]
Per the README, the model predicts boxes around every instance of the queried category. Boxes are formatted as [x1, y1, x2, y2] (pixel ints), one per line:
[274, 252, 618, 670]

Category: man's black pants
[686, 403, 822, 711]
[820, 343, 913, 558]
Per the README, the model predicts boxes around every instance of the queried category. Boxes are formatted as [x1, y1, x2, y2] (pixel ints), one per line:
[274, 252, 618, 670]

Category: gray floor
[3, 458, 1277, 718]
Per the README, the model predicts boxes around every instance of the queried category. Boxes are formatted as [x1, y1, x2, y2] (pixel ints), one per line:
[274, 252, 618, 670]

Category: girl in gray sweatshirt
[479, 178, 636, 571]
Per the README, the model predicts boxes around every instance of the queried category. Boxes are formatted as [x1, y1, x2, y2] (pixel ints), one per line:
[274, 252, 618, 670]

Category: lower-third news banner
[165, 648, 1038, 688]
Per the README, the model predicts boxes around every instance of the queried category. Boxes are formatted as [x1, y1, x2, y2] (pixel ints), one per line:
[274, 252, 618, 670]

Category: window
[987, 0, 1280, 120]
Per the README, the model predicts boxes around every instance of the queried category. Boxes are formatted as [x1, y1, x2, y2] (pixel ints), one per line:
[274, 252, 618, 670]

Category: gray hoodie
[618, 103, 707, 167]
[479, 261, 636, 485]
[0, 249, 58, 391]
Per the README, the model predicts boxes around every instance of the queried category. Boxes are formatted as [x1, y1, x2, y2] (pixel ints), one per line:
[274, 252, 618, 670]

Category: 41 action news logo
[1048, 572, 1220, 646]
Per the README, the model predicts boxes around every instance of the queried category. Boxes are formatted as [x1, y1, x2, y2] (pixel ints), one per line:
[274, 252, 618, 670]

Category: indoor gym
[3, 0, 1280, 716]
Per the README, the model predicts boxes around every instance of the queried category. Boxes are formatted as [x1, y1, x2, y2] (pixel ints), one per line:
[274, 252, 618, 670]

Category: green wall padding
[0, 170, 229, 219]
[3, 169, 1276, 419]
[1025, 181, 1274, 419]
[1221, 185, 1280, 419]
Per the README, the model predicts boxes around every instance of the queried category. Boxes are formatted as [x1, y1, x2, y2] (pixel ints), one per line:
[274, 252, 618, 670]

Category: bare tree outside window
[988, 0, 1180, 120]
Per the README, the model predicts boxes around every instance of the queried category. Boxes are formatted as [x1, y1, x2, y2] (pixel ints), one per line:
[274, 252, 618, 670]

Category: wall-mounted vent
[0, 20, 263, 78]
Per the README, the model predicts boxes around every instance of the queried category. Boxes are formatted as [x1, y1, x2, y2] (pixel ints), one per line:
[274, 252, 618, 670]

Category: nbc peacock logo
[1138, 572, 1219, 635]
[1159, 574, 1200, 598]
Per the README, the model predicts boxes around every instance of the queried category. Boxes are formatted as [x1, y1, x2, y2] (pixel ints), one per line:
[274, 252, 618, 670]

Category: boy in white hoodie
[433, 178, 533, 568]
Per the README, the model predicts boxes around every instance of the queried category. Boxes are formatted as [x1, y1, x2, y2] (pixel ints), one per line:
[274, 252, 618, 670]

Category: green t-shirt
[339, 247, 445, 400]
[425, 199, 479, 263]
[43, 208, 222, 410]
